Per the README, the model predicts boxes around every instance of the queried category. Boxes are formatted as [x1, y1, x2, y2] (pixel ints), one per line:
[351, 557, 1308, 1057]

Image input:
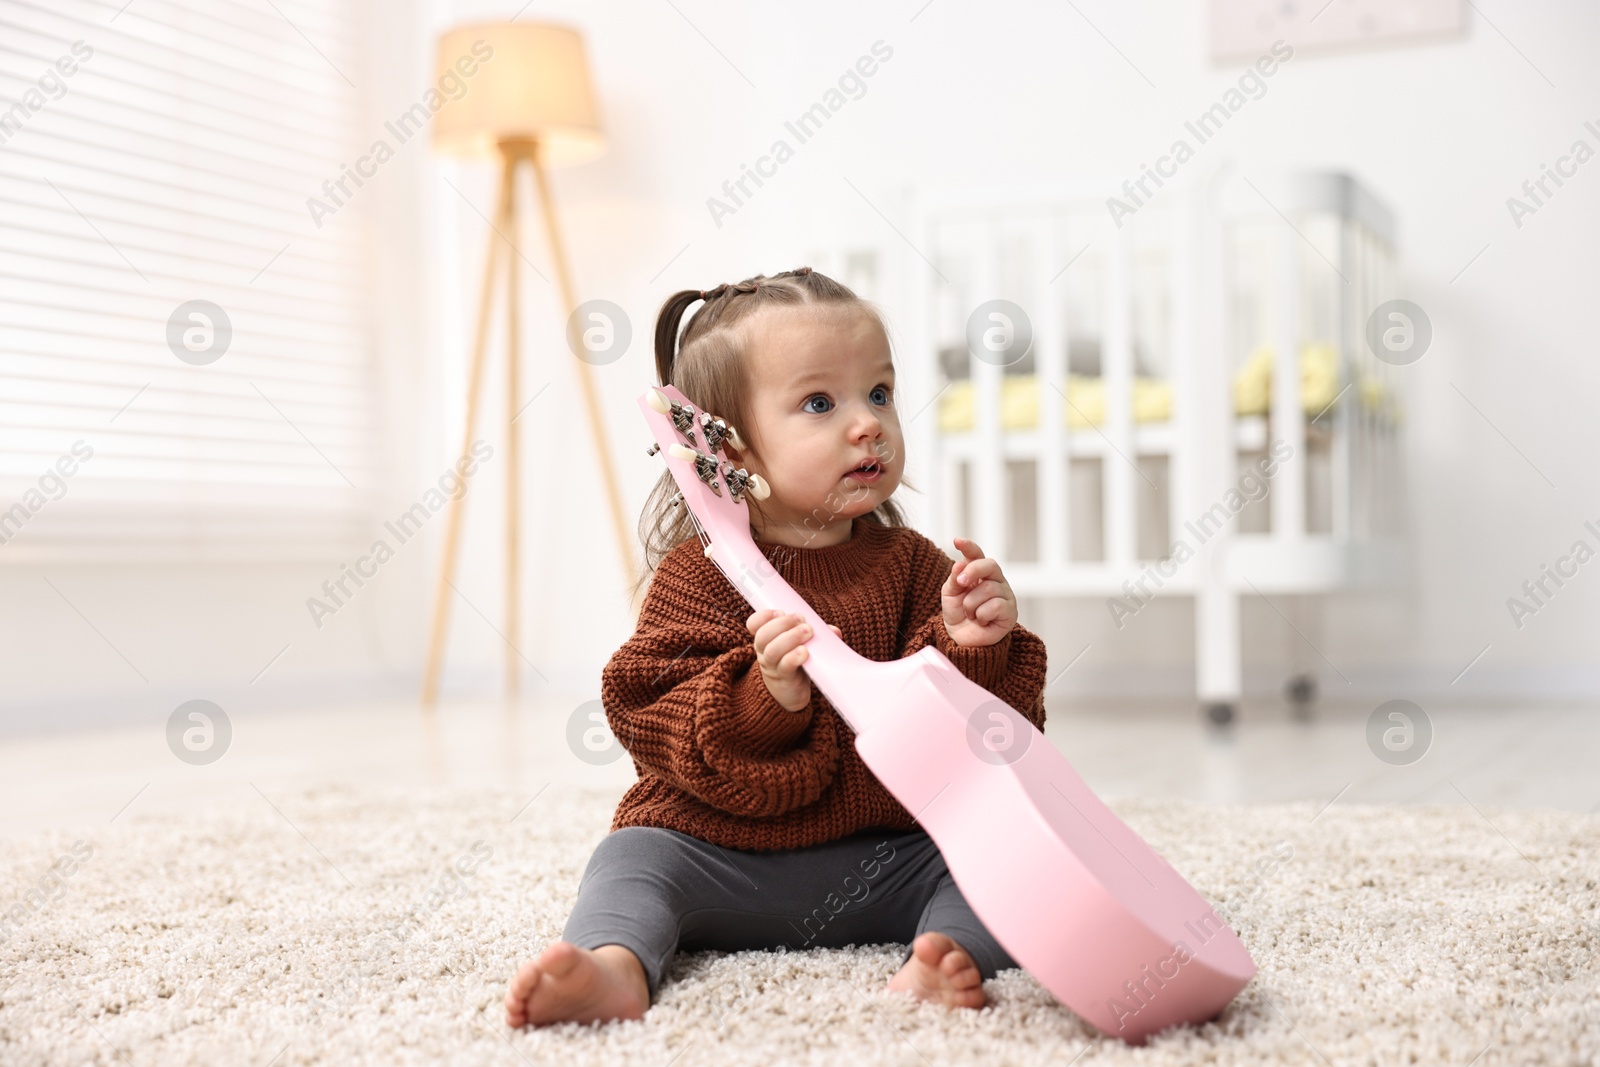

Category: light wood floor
[4, 698, 1595, 843]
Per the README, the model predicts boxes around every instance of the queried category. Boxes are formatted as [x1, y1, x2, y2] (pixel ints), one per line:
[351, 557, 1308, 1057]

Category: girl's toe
[910, 933, 942, 966]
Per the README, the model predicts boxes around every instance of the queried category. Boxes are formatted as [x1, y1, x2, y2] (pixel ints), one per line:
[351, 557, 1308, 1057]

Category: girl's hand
[941, 537, 1017, 648]
[747, 609, 842, 712]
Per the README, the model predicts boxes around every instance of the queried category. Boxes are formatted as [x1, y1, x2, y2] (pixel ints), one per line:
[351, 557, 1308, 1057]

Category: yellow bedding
[936, 343, 1382, 432]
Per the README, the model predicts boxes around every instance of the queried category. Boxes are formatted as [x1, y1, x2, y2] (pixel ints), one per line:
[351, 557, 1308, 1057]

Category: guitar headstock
[638, 385, 770, 552]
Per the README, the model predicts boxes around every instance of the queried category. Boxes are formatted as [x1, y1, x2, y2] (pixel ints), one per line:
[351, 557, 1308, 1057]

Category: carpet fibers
[1, 783, 1595, 1066]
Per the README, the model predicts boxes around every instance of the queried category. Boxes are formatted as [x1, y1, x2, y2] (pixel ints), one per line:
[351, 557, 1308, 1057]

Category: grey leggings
[561, 824, 1018, 1001]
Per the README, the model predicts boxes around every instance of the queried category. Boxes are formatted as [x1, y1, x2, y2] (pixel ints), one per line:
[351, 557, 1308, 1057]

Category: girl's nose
[849, 403, 886, 440]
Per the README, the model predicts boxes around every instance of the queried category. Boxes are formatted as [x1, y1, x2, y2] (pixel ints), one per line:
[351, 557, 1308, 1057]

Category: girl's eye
[871, 385, 891, 406]
[803, 395, 833, 414]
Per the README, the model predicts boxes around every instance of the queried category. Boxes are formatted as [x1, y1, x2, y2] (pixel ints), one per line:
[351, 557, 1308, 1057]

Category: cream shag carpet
[1, 783, 1595, 1066]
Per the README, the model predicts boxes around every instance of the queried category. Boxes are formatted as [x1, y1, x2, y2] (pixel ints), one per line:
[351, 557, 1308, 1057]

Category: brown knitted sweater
[600, 514, 1050, 851]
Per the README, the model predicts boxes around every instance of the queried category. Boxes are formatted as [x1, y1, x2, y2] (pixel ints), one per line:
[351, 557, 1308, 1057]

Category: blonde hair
[631, 267, 917, 603]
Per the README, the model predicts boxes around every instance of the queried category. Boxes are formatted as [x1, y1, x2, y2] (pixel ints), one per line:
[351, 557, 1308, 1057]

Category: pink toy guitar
[640, 384, 1255, 1043]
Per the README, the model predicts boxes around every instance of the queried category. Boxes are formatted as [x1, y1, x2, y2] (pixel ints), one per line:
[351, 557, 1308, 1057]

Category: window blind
[0, 0, 378, 560]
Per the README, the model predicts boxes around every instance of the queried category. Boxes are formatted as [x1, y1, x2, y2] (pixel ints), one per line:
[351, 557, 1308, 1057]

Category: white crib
[810, 168, 1407, 722]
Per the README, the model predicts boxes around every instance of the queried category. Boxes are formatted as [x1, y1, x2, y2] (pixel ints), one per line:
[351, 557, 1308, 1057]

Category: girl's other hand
[941, 537, 1017, 648]
[746, 609, 841, 712]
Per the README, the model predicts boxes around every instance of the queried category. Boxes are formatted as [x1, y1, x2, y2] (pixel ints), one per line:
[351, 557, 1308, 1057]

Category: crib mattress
[936, 343, 1390, 433]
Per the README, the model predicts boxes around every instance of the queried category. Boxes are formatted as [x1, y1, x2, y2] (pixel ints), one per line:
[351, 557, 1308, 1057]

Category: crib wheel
[1286, 673, 1317, 720]
[1204, 702, 1236, 726]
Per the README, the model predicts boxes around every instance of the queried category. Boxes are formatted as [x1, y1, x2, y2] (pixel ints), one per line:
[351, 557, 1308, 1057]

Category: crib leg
[1287, 672, 1317, 720]
[1196, 581, 1241, 727]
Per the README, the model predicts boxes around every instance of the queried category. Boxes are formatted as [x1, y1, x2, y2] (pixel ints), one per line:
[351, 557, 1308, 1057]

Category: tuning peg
[728, 425, 748, 452]
[698, 410, 736, 454]
[648, 389, 698, 444]
[668, 443, 723, 495]
[646, 443, 660, 456]
[721, 465, 769, 504]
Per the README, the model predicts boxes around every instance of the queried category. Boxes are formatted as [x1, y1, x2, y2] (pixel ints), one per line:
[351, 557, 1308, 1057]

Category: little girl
[505, 267, 1050, 1027]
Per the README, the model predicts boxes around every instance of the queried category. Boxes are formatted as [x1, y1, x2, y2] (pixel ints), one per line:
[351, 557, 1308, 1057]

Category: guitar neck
[708, 510, 940, 734]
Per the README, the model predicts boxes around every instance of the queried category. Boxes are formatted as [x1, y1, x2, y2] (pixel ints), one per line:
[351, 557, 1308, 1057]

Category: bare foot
[504, 941, 650, 1027]
[886, 931, 986, 1009]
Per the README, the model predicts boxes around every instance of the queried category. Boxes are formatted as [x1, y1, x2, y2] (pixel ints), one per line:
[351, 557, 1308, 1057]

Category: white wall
[5, 0, 1596, 730]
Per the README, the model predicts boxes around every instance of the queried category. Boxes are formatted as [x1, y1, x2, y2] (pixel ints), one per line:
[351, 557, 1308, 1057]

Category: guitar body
[638, 385, 1255, 1043]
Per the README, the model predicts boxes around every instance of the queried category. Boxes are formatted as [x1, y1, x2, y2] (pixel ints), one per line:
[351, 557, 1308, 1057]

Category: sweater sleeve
[599, 544, 842, 818]
[897, 534, 1050, 733]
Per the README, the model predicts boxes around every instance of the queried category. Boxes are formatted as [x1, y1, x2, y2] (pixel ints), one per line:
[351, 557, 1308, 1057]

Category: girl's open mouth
[846, 460, 882, 483]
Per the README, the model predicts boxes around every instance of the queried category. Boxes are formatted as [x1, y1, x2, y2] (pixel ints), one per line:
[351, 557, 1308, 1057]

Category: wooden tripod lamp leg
[504, 149, 523, 698]
[528, 145, 643, 619]
[420, 152, 512, 709]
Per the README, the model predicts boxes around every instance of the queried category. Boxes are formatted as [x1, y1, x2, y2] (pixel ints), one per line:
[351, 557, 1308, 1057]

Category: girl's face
[724, 304, 903, 548]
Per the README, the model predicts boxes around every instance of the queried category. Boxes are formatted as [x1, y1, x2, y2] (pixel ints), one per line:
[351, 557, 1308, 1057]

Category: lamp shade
[431, 22, 605, 166]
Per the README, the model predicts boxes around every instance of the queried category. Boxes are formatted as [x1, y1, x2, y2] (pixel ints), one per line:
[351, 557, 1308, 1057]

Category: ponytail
[653, 289, 704, 386]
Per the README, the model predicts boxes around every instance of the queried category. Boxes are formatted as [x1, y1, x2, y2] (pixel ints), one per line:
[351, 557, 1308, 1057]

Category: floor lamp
[421, 22, 639, 708]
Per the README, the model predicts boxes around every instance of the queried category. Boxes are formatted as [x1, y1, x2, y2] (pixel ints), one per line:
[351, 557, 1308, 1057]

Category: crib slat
[972, 221, 1005, 557]
[1038, 212, 1067, 570]
[1330, 222, 1356, 540]
[1271, 221, 1306, 538]
[1169, 190, 1196, 554]
[1104, 221, 1136, 569]
[909, 194, 944, 543]
[1379, 237, 1398, 538]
